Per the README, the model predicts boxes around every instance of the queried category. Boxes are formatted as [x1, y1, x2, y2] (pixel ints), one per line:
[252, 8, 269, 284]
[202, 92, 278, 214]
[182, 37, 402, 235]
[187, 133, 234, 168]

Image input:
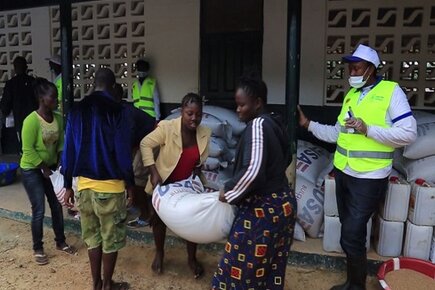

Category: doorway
[200, 0, 263, 107]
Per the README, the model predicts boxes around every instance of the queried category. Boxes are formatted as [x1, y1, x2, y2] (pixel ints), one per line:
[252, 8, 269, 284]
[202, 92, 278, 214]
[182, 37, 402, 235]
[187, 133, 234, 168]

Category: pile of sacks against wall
[394, 111, 435, 183]
[294, 140, 334, 238]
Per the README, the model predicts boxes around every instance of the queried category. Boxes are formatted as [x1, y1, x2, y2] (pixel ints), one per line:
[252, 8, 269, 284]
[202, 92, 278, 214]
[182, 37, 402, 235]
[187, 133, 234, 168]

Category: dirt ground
[0, 217, 379, 290]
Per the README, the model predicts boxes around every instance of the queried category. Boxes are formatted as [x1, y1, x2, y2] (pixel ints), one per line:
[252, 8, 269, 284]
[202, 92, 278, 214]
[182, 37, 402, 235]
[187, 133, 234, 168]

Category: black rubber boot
[348, 255, 367, 290]
[329, 257, 351, 290]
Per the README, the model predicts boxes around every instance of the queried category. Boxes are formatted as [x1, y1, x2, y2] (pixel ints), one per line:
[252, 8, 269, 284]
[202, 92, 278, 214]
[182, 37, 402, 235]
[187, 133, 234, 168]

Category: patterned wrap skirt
[212, 188, 297, 290]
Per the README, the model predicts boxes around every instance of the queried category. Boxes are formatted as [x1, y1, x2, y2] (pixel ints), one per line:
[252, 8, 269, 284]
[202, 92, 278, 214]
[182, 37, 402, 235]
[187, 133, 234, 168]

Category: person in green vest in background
[46, 55, 62, 113]
[298, 44, 417, 290]
[132, 59, 161, 122]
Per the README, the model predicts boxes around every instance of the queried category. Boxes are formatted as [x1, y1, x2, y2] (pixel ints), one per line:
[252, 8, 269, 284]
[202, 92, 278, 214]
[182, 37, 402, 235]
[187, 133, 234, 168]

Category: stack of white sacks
[294, 140, 333, 241]
[166, 105, 245, 191]
[393, 111, 435, 184]
[389, 111, 435, 262]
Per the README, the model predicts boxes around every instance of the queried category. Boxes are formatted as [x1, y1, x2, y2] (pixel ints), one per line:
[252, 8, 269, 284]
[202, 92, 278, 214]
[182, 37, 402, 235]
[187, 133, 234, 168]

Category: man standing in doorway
[46, 55, 62, 112]
[62, 68, 134, 290]
[298, 44, 417, 290]
[131, 59, 161, 122]
[0, 56, 38, 149]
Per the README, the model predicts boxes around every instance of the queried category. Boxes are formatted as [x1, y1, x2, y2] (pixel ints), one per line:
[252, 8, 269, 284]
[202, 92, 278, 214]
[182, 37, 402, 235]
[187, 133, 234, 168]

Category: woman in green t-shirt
[20, 78, 75, 265]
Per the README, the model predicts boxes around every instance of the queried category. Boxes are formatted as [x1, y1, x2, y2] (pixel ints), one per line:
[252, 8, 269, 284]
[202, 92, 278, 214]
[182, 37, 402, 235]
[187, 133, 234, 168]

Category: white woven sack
[208, 137, 228, 158]
[296, 140, 333, 186]
[295, 175, 324, 238]
[393, 153, 435, 184]
[152, 176, 236, 244]
[413, 110, 435, 125]
[403, 122, 435, 159]
[204, 157, 228, 171]
[202, 105, 246, 136]
[201, 169, 233, 191]
[165, 111, 232, 142]
[293, 221, 306, 242]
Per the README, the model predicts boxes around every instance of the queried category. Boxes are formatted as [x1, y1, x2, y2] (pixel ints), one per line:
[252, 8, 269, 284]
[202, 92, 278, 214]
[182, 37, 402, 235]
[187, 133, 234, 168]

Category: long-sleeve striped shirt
[224, 114, 290, 205]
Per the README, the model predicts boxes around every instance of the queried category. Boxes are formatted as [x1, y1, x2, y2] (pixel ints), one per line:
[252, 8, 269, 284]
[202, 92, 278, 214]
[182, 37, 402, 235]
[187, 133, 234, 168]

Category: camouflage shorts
[75, 189, 127, 253]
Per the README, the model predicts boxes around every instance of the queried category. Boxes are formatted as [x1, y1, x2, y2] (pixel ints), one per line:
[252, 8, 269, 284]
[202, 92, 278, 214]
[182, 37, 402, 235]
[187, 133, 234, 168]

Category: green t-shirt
[20, 111, 64, 169]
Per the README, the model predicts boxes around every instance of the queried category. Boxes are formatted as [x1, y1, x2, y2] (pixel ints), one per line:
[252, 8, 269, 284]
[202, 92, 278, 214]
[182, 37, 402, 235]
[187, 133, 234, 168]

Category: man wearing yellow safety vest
[298, 44, 417, 290]
[132, 59, 161, 121]
[47, 55, 62, 113]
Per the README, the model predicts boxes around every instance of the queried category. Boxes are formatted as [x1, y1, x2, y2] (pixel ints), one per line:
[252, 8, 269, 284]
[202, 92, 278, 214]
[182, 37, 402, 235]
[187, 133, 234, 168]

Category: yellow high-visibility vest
[55, 74, 62, 112]
[132, 78, 156, 118]
[333, 80, 396, 172]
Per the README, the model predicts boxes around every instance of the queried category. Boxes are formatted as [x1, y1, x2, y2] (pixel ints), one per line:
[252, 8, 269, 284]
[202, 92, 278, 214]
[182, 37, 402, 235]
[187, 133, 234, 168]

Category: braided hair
[181, 93, 203, 110]
[236, 74, 268, 104]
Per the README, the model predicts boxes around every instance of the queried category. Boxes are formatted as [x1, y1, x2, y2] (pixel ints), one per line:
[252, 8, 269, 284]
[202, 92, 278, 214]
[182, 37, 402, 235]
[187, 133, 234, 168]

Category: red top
[166, 144, 200, 183]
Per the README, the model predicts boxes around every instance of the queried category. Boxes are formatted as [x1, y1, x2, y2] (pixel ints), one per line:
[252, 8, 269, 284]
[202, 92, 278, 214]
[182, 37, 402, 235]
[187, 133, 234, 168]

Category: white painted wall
[144, 0, 200, 103]
[263, 0, 288, 105]
[2, 0, 291, 106]
[30, 8, 52, 79]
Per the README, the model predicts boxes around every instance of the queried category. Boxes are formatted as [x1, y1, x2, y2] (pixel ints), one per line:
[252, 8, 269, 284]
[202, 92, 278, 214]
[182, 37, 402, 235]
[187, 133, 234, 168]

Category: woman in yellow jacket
[140, 93, 211, 278]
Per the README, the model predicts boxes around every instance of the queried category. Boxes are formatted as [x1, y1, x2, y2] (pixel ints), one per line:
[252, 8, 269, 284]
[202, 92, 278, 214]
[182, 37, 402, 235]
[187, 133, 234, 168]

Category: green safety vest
[54, 74, 62, 112]
[132, 78, 156, 118]
[333, 80, 396, 172]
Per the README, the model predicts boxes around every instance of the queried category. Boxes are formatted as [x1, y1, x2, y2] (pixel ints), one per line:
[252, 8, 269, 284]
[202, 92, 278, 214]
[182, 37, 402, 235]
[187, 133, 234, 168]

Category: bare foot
[151, 251, 164, 274]
[188, 259, 204, 279]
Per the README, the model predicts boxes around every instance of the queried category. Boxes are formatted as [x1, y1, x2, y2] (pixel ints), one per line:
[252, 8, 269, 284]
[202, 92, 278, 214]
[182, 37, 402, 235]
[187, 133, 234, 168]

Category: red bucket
[377, 257, 435, 289]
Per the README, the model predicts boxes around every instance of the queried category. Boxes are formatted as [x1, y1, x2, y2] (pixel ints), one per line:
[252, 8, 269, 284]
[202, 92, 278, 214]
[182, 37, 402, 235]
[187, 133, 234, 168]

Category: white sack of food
[208, 137, 228, 158]
[295, 175, 325, 238]
[202, 169, 234, 191]
[296, 140, 333, 186]
[166, 111, 232, 141]
[202, 105, 246, 136]
[413, 111, 435, 125]
[204, 157, 228, 171]
[152, 176, 236, 244]
[224, 148, 236, 163]
[393, 153, 435, 184]
[293, 221, 306, 242]
[403, 122, 435, 159]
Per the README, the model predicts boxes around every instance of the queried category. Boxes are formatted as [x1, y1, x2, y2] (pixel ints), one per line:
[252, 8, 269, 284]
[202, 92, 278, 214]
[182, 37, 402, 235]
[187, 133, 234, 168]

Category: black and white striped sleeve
[224, 117, 266, 204]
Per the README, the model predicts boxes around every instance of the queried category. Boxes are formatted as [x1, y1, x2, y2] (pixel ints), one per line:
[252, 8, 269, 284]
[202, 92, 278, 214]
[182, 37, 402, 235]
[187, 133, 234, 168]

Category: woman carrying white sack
[140, 93, 211, 278]
[212, 75, 297, 290]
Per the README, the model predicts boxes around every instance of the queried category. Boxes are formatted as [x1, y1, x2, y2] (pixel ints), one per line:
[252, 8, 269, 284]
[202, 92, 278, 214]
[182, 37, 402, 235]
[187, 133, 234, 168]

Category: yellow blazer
[140, 116, 211, 194]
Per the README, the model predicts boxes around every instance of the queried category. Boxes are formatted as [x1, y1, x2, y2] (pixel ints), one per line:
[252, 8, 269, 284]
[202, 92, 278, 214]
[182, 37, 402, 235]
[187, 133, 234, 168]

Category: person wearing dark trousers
[113, 83, 155, 228]
[298, 44, 417, 289]
[62, 69, 134, 290]
[20, 78, 75, 265]
[0, 56, 38, 150]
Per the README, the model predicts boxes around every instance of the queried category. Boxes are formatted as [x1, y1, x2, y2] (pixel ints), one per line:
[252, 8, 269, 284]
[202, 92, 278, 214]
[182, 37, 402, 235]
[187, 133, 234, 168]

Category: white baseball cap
[45, 55, 61, 66]
[342, 44, 380, 68]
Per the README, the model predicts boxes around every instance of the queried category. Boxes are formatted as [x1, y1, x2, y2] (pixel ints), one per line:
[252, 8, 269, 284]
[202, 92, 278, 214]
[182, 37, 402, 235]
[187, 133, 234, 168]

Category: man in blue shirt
[62, 68, 134, 290]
